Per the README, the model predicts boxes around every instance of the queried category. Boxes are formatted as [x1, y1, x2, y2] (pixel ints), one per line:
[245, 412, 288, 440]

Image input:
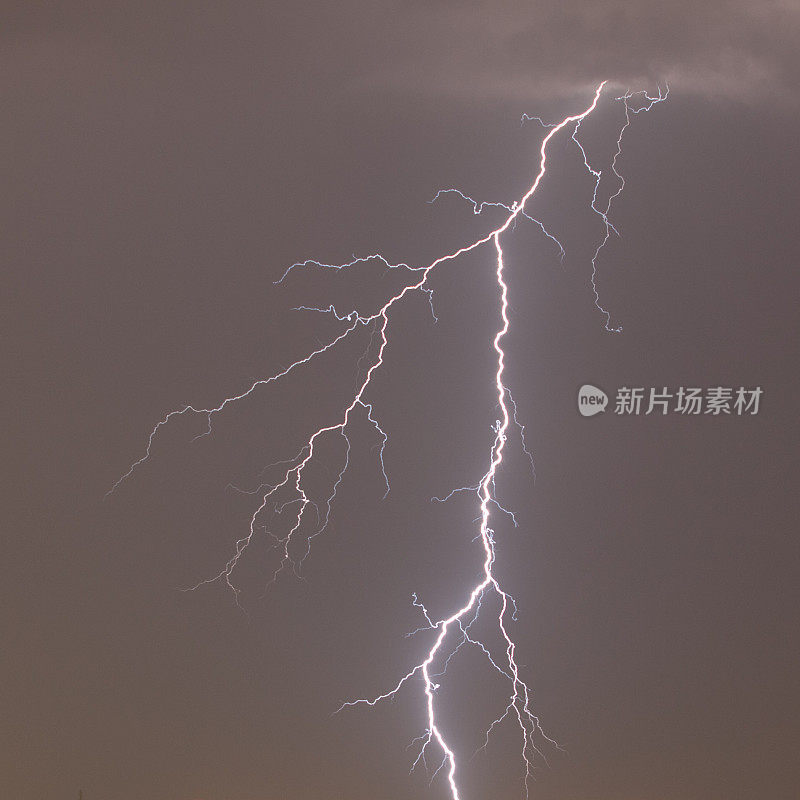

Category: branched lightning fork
[112, 82, 666, 799]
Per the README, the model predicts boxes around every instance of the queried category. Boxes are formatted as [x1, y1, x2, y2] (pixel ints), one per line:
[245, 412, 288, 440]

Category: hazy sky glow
[3, 3, 799, 800]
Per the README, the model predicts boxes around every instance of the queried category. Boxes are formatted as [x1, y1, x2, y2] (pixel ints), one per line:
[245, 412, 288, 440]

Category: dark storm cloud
[358, 0, 799, 101]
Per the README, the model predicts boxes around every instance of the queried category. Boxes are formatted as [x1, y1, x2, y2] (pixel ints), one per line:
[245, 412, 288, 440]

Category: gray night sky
[4, 3, 799, 799]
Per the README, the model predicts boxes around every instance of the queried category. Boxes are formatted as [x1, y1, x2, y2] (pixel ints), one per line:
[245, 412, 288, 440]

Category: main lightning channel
[112, 82, 666, 799]
[334, 86, 611, 799]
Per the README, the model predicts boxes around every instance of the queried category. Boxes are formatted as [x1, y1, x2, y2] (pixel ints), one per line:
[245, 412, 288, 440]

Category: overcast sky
[4, 3, 799, 800]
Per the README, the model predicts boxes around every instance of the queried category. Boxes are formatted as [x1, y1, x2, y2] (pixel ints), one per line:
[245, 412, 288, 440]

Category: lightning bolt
[111, 82, 666, 798]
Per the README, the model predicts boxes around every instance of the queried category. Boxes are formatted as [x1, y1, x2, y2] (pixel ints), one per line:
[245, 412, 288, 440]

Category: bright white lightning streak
[112, 82, 666, 798]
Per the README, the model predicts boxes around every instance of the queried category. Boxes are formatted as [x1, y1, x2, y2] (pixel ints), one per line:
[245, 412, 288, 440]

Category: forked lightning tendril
[111, 82, 666, 798]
